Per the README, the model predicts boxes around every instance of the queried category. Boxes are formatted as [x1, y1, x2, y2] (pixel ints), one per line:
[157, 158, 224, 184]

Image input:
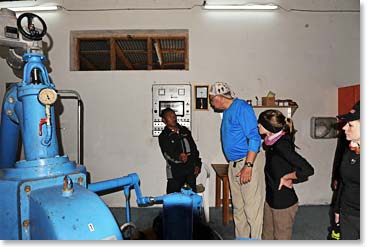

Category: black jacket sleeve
[333, 183, 342, 214]
[182, 127, 202, 169]
[276, 137, 314, 183]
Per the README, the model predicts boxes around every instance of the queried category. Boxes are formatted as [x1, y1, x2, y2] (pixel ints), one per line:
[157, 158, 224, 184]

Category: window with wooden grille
[70, 30, 188, 71]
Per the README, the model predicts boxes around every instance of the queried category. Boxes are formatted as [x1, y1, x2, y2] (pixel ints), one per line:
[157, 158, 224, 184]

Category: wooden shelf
[252, 105, 298, 118]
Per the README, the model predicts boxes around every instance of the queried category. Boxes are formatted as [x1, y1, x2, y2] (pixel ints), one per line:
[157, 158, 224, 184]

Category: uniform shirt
[263, 134, 314, 209]
[221, 98, 261, 161]
[335, 148, 360, 217]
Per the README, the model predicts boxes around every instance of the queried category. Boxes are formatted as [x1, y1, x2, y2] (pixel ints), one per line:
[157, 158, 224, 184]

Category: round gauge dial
[38, 88, 57, 105]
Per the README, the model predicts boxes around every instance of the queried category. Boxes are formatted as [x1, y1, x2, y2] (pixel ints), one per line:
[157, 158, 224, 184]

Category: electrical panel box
[152, 84, 191, 137]
[310, 117, 338, 139]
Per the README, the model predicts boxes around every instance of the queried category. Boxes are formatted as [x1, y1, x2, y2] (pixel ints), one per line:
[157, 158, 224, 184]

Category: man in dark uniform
[158, 108, 201, 194]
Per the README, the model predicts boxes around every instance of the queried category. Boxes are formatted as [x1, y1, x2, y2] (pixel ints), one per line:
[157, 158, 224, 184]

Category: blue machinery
[0, 11, 205, 240]
[0, 53, 204, 240]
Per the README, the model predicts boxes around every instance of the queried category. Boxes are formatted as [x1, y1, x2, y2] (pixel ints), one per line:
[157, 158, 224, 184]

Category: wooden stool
[211, 163, 232, 225]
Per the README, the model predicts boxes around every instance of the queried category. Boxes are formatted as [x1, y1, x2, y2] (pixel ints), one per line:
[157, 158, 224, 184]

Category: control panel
[152, 84, 191, 137]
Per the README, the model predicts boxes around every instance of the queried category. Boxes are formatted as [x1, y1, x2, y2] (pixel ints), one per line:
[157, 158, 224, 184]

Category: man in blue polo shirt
[209, 82, 264, 239]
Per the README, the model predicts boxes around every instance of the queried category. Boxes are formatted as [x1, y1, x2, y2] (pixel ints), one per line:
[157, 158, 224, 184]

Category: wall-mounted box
[310, 117, 338, 139]
[194, 84, 209, 110]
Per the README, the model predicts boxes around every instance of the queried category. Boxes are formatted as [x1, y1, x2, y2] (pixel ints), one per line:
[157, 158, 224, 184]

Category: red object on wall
[338, 84, 360, 115]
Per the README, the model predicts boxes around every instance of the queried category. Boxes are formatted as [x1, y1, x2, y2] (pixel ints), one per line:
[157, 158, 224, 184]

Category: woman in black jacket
[258, 110, 314, 240]
[334, 101, 360, 240]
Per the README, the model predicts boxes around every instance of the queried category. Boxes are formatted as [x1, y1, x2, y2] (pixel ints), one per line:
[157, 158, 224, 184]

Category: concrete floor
[110, 205, 332, 240]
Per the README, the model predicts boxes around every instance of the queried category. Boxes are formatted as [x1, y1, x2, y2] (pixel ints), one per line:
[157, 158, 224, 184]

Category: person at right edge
[334, 101, 360, 240]
[257, 109, 314, 240]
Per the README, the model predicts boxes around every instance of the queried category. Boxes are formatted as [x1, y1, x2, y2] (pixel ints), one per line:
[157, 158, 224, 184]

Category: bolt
[62, 176, 74, 192]
[7, 97, 15, 104]
[23, 220, 30, 228]
[24, 185, 31, 192]
[78, 177, 84, 184]
[6, 109, 13, 116]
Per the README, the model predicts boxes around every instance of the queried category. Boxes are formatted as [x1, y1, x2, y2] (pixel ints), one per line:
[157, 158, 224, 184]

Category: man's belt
[232, 158, 245, 168]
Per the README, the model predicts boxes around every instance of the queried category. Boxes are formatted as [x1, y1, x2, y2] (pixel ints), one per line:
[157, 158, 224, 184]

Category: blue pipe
[124, 187, 131, 223]
[87, 173, 140, 193]
[16, 54, 59, 161]
[87, 173, 153, 206]
[87, 173, 144, 225]
[86, 173, 165, 206]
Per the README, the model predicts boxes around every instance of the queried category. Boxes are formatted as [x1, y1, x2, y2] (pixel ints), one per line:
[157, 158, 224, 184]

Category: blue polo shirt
[221, 98, 261, 161]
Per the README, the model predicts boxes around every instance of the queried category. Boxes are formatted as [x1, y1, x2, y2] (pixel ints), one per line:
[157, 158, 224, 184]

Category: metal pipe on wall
[57, 90, 84, 165]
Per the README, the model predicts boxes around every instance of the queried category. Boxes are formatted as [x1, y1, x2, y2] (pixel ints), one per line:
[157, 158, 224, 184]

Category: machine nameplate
[5, 26, 18, 39]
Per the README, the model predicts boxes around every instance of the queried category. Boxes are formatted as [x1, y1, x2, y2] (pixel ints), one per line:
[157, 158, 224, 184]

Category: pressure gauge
[38, 88, 57, 105]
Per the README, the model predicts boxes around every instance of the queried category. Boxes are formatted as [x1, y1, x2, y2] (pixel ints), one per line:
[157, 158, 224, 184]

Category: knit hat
[209, 82, 234, 99]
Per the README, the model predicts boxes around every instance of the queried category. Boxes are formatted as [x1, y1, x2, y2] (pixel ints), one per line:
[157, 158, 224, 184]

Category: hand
[194, 166, 201, 177]
[331, 179, 338, 191]
[179, 153, 188, 163]
[335, 213, 340, 224]
[278, 176, 293, 190]
[236, 166, 252, 184]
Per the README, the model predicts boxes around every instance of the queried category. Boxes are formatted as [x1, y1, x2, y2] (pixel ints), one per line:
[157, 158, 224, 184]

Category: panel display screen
[159, 101, 184, 117]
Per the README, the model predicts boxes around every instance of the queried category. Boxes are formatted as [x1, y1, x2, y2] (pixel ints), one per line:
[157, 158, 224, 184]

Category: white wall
[0, 0, 360, 207]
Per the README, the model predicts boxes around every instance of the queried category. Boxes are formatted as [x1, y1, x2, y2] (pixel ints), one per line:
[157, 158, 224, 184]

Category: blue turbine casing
[29, 184, 122, 240]
[0, 180, 20, 239]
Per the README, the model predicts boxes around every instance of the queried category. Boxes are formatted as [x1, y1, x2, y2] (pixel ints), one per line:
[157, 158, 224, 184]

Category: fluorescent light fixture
[203, 3, 278, 10]
[8, 5, 60, 12]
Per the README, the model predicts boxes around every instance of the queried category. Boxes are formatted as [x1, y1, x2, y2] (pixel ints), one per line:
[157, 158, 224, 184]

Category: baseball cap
[209, 82, 234, 99]
[337, 101, 360, 121]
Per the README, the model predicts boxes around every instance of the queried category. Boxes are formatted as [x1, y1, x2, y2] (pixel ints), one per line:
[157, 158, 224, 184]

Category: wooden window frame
[70, 30, 189, 71]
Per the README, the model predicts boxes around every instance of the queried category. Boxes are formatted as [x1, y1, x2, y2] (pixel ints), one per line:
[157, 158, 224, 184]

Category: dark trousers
[166, 174, 196, 194]
[340, 212, 360, 240]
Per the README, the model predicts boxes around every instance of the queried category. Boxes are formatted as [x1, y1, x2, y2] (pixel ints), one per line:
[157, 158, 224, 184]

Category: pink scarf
[264, 130, 286, 146]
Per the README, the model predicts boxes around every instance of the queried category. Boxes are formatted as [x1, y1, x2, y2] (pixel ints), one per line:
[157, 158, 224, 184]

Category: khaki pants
[228, 159, 265, 239]
[262, 201, 299, 240]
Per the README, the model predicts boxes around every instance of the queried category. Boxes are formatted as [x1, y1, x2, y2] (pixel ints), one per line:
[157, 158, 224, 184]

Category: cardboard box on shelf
[262, 97, 276, 106]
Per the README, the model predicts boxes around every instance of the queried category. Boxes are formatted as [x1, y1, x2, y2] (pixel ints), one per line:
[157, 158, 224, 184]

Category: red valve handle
[39, 118, 47, 135]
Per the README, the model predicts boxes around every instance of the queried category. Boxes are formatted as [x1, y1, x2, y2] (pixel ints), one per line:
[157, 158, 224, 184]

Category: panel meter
[152, 84, 191, 137]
